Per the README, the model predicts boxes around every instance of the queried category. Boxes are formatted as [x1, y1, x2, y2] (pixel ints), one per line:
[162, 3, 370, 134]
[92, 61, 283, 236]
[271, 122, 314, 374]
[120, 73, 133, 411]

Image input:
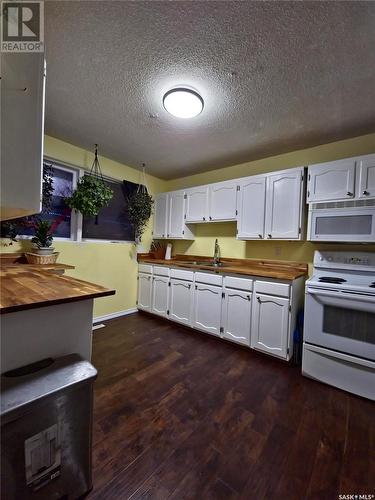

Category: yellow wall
[168, 133, 375, 271]
[1, 136, 168, 318]
[2, 133, 375, 316]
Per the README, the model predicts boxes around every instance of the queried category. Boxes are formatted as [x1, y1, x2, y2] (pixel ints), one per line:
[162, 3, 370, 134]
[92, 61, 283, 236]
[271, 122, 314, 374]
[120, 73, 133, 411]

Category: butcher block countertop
[138, 254, 308, 281]
[0, 255, 115, 314]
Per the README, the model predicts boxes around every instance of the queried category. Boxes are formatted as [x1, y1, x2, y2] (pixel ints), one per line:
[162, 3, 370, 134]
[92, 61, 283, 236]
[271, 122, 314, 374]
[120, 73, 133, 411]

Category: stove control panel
[314, 251, 375, 268]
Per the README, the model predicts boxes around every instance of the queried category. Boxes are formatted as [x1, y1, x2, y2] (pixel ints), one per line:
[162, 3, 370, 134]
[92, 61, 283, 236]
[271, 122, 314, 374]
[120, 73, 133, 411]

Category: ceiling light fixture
[163, 87, 204, 118]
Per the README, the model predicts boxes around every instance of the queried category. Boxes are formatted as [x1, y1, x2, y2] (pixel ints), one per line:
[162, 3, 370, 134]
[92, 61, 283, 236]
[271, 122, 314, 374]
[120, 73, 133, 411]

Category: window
[0, 158, 141, 243]
[82, 178, 138, 242]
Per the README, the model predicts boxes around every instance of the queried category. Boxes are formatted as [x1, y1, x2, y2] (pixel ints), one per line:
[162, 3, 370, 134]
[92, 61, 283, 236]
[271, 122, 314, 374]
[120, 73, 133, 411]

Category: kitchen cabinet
[151, 275, 169, 317]
[193, 283, 222, 336]
[1, 53, 45, 220]
[357, 154, 375, 199]
[153, 193, 168, 238]
[237, 176, 266, 239]
[169, 278, 193, 326]
[153, 191, 194, 240]
[307, 159, 356, 202]
[209, 181, 238, 221]
[185, 186, 209, 222]
[222, 289, 252, 346]
[137, 272, 152, 311]
[265, 168, 303, 239]
[251, 292, 290, 359]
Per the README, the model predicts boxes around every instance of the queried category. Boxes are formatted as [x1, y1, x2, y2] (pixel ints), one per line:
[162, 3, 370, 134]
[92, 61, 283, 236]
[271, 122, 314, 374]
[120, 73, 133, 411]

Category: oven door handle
[307, 288, 375, 305]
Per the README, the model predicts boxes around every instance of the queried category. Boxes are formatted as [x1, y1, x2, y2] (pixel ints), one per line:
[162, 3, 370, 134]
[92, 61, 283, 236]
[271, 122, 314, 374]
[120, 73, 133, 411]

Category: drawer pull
[267, 234, 272, 239]
[363, 190, 369, 196]
[346, 191, 353, 196]
[258, 234, 263, 239]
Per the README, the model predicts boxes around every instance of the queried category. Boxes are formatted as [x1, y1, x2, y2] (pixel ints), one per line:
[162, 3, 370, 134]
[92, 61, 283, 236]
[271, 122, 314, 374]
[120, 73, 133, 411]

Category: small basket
[25, 252, 60, 265]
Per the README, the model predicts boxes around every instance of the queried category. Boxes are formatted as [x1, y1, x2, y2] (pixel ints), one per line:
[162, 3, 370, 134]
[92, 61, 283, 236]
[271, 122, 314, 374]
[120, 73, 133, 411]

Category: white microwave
[307, 206, 375, 242]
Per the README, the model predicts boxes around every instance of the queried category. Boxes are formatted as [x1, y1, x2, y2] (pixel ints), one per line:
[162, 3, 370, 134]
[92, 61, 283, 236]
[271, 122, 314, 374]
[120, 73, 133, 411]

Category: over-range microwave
[307, 201, 375, 242]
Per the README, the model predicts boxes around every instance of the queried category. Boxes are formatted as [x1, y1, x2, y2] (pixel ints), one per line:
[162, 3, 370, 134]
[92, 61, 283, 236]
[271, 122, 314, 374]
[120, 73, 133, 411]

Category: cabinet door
[209, 181, 238, 221]
[307, 159, 356, 202]
[151, 276, 169, 317]
[222, 289, 252, 346]
[185, 186, 209, 222]
[237, 176, 266, 239]
[1, 54, 45, 220]
[169, 279, 193, 326]
[168, 191, 185, 238]
[265, 169, 303, 240]
[193, 283, 222, 336]
[251, 293, 289, 359]
[153, 193, 168, 238]
[137, 273, 152, 311]
[357, 154, 375, 199]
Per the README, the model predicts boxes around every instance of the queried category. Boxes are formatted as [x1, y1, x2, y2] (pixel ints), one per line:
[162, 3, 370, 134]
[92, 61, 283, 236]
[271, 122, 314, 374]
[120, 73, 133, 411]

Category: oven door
[304, 287, 375, 360]
[308, 207, 375, 242]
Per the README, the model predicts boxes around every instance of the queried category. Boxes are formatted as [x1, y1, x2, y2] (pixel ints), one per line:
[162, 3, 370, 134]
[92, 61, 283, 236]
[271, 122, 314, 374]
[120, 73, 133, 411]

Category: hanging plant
[65, 144, 113, 216]
[127, 164, 154, 243]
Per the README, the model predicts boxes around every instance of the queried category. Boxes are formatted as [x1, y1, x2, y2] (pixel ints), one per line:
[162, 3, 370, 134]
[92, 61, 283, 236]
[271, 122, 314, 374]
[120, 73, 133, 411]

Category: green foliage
[65, 175, 113, 216]
[127, 188, 154, 242]
[31, 219, 53, 248]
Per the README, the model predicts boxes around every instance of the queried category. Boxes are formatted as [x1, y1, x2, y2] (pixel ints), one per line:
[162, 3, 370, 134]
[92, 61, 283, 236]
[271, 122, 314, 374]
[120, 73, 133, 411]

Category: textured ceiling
[44, 1, 375, 179]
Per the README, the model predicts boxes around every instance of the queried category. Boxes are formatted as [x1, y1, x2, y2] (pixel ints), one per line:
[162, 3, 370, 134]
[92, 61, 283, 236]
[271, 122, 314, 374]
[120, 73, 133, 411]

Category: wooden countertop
[0, 265, 115, 314]
[138, 254, 308, 281]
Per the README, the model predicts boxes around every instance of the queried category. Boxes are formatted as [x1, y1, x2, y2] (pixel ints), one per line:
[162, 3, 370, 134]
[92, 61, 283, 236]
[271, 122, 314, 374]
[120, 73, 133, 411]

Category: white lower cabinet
[251, 292, 290, 359]
[151, 276, 169, 317]
[222, 289, 252, 346]
[169, 278, 193, 326]
[137, 266, 301, 361]
[137, 273, 152, 311]
[192, 283, 222, 336]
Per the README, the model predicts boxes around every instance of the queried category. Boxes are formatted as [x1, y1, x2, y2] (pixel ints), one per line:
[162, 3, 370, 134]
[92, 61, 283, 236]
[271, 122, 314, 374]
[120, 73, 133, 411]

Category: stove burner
[318, 276, 347, 284]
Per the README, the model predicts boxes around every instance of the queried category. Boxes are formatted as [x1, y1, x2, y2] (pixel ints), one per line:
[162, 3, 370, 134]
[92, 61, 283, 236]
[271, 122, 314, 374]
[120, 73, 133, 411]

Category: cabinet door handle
[195, 284, 198, 289]
[247, 295, 251, 301]
[209, 216, 212, 220]
[258, 234, 263, 239]
[257, 296, 261, 303]
[203, 217, 206, 221]
[162, 234, 165, 237]
[167, 234, 169, 237]
[188, 284, 191, 289]
[363, 190, 369, 196]
[148, 276, 151, 281]
[267, 234, 272, 239]
[346, 191, 353, 196]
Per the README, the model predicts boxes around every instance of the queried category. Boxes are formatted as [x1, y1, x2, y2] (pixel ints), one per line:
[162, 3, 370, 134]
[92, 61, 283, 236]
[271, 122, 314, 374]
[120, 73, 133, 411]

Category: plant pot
[33, 246, 55, 256]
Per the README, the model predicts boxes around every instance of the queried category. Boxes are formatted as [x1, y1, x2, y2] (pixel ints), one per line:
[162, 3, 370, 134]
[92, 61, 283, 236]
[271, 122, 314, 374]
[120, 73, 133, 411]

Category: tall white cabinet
[169, 278, 193, 326]
[237, 176, 266, 239]
[193, 283, 222, 337]
[153, 192, 193, 240]
[1, 53, 45, 220]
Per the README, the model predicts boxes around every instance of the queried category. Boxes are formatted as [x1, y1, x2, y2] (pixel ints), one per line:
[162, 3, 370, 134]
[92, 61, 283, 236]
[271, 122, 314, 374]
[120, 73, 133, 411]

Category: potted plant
[127, 185, 154, 246]
[31, 219, 55, 255]
[65, 175, 113, 216]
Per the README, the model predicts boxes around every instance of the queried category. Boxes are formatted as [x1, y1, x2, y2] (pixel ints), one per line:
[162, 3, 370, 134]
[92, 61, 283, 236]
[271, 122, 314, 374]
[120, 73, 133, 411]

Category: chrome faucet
[213, 238, 220, 265]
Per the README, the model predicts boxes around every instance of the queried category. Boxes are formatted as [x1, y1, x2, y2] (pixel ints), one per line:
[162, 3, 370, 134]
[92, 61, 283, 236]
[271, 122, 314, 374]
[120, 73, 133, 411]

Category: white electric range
[302, 250, 375, 400]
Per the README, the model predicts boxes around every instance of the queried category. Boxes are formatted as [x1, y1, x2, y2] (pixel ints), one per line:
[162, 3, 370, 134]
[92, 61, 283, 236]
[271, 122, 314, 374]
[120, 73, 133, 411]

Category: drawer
[138, 264, 152, 274]
[254, 280, 290, 298]
[153, 265, 170, 277]
[195, 272, 223, 286]
[171, 268, 194, 281]
[224, 276, 253, 291]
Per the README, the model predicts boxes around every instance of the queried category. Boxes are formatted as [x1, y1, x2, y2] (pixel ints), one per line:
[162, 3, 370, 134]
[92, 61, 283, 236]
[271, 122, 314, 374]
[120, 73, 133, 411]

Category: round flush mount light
[163, 87, 204, 118]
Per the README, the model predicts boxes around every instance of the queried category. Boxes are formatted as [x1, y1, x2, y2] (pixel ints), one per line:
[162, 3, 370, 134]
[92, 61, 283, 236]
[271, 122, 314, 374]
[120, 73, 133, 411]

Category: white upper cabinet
[265, 168, 303, 240]
[193, 283, 222, 336]
[208, 181, 238, 221]
[153, 191, 194, 240]
[169, 278, 193, 326]
[153, 193, 168, 238]
[237, 176, 266, 239]
[307, 159, 356, 202]
[251, 292, 290, 359]
[222, 289, 252, 346]
[357, 154, 375, 199]
[151, 275, 169, 317]
[185, 186, 209, 222]
[1, 54, 45, 220]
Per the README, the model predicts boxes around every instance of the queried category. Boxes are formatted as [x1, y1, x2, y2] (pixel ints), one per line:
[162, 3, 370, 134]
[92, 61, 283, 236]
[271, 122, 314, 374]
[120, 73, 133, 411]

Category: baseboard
[93, 307, 138, 324]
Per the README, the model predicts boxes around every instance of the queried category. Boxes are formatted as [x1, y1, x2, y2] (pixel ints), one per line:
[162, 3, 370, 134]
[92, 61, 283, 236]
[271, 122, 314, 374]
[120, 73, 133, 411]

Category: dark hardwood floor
[88, 312, 375, 500]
